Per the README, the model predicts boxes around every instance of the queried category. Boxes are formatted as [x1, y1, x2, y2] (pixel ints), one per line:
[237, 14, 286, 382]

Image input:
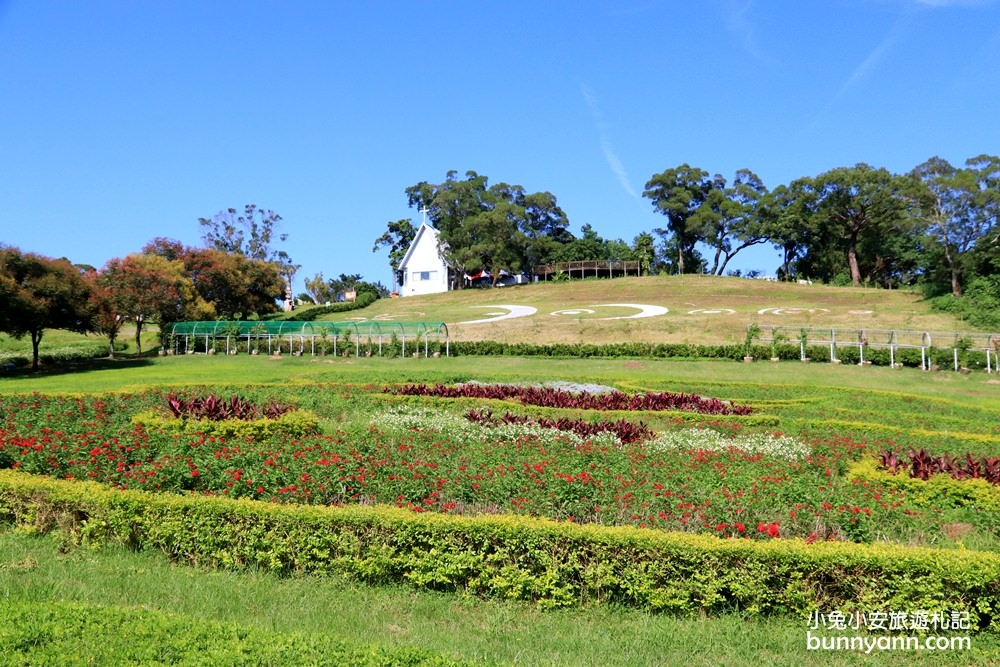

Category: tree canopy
[0, 246, 94, 369]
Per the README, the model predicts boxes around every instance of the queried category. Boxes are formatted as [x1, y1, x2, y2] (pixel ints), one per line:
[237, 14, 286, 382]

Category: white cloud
[580, 84, 640, 200]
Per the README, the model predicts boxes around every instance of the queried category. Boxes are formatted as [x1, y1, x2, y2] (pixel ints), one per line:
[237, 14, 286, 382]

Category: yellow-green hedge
[130, 409, 320, 440]
[850, 458, 1000, 512]
[1, 469, 997, 629]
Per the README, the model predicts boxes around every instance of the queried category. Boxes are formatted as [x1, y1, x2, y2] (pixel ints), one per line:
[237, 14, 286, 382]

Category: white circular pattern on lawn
[848, 310, 874, 315]
[593, 304, 669, 320]
[688, 308, 736, 315]
[757, 307, 830, 315]
[550, 309, 596, 316]
[458, 305, 538, 324]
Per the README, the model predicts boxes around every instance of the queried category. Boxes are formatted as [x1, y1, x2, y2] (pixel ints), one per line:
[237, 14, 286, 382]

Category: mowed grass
[4, 354, 999, 415]
[1, 276, 998, 665]
[311, 276, 978, 345]
[3, 530, 997, 667]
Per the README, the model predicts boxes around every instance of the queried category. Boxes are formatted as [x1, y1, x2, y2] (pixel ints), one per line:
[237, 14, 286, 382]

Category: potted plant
[770, 328, 787, 362]
[743, 323, 761, 362]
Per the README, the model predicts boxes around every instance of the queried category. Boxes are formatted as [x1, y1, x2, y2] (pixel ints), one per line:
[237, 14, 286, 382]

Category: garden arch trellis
[170, 320, 450, 358]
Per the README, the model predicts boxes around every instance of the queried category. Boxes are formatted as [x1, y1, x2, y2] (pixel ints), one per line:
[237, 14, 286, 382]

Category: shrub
[132, 409, 320, 440]
[2, 470, 999, 628]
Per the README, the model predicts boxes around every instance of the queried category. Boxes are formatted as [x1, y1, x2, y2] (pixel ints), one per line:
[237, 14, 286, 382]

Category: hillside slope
[315, 276, 976, 345]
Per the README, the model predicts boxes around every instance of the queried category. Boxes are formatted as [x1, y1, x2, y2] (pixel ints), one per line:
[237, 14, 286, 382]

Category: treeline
[0, 205, 308, 370]
[375, 160, 998, 321]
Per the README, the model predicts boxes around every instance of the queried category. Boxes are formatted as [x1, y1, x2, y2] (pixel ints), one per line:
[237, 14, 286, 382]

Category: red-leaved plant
[165, 393, 289, 421]
[877, 448, 1000, 486]
[388, 384, 752, 416]
[465, 408, 654, 444]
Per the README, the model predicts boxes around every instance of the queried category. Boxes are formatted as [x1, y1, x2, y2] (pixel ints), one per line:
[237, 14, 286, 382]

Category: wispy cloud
[580, 84, 640, 200]
[799, 23, 903, 136]
[713, 0, 774, 63]
[833, 30, 900, 100]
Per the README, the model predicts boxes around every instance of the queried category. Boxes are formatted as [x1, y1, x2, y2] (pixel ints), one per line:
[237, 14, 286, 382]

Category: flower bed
[0, 392, 971, 547]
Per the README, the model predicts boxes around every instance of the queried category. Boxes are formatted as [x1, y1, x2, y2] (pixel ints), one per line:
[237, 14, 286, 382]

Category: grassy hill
[308, 275, 975, 346]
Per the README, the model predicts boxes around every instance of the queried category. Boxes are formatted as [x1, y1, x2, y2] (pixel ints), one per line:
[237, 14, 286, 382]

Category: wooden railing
[533, 260, 642, 279]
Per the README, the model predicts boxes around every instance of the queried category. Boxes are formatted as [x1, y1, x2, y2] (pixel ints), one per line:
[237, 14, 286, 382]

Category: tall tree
[698, 169, 770, 275]
[199, 204, 296, 301]
[913, 155, 1000, 295]
[789, 164, 918, 286]
[404, 171, 569, 286]
[643, 165, 713, 274]
[100, 254, 211, 355]
[0, 246, 94, 370]
[371, 218, 417, 291]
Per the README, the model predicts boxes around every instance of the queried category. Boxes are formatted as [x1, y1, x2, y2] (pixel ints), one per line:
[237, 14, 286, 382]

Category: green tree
[100, 254, 211, 356]
[643, 164, 713, 274]
[405, 171, 569, 286]
[788, 164, 918, 286]
[911, 155, 1000, 296]
[0, 246, 94, 370]
[632, 232, 656, 275]
[698, 169, 770, 276]
[371, 218, 417, 291]
[199, 204, 297, 303]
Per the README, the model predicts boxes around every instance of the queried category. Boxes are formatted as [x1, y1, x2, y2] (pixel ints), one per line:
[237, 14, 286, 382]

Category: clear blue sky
[2, 0, 998, 293]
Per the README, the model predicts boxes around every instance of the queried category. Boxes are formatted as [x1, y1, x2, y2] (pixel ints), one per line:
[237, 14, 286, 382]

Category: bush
[131, 409, 320, 440]
[283, 293, 377, 321]
[2, 470, 998, 628]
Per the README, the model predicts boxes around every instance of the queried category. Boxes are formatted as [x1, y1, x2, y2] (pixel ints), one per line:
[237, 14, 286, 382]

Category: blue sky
[2, 0, 998, 293]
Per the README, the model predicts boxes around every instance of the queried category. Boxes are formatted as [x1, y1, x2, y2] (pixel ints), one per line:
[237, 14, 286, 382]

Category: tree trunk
[944, 245, 962, 297]
[30, 329, 42, 371]
[847, 240, 862, 286]
[134, 318, 144, 356]
[708, 246, 722, 275]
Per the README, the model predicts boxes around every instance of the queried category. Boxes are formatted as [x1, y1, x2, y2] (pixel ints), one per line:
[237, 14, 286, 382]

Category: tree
[83, 270, 123, 358]
[698, 169, 770, 276]
[199, 204, 297, 303]
[643, 165, 713, 274]
[143, 239, 284, 320]
[371, 218, 417, 291]
[404, 171, 570, 286]
[0, 246, 94, 370]
[99, 254, 211, 356]
[632, 232, 656, 275]
[787, 164, 918, 286]
[304, 272, 337, 305]
[911, 155, 1000, 296]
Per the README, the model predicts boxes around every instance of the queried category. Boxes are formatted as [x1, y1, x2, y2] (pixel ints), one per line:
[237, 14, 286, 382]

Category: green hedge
[131, 409, 321, 440]
[850, 458, 1000, 512]
[0, 599, 470, 666]
[282, 293, 378, 321]
[2, 470, 998, 629]
[447, 341, 995, 371]
[0, 341, 127, 369]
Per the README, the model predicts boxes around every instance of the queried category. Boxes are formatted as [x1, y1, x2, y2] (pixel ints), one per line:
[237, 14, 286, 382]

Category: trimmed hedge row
[447, 341, 995, 370]
[0, 599, 470, 666]
[2, 470, 998, 629]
